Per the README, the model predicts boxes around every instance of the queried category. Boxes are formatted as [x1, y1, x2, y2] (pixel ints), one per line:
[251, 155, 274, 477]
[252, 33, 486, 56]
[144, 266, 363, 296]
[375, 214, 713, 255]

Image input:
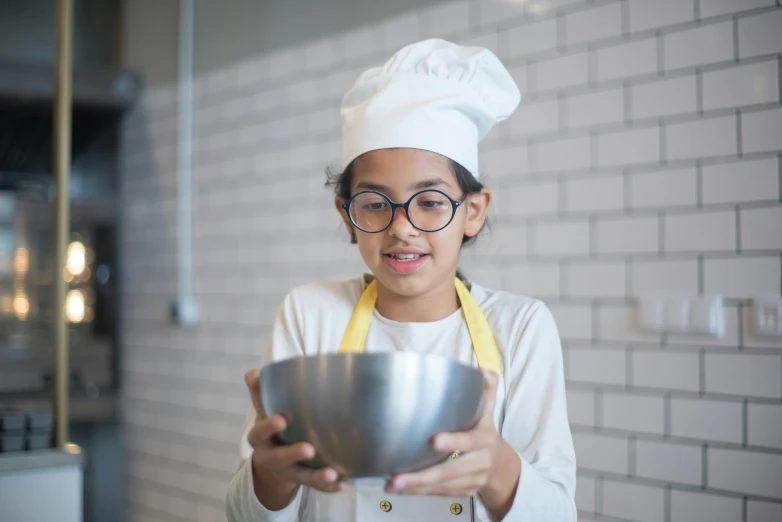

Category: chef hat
[339, 38, 521, 180]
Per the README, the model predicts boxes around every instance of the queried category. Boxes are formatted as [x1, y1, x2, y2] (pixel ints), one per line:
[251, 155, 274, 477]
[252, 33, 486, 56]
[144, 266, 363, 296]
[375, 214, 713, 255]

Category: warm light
[66, 241, 86, 276]
[63, 267, 74, 283]
[66, 290, 85, 323]
[14, 295, 29, 320]
[14, 248, 29, 274]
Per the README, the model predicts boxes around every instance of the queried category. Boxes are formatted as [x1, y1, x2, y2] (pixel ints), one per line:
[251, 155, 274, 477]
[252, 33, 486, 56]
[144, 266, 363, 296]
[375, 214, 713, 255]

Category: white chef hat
[339, 38, 521, 180]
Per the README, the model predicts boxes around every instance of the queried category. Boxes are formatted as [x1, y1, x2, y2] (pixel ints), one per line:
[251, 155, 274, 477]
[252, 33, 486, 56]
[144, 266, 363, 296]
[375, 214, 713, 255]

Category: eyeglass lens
[349, 190, 455, 232]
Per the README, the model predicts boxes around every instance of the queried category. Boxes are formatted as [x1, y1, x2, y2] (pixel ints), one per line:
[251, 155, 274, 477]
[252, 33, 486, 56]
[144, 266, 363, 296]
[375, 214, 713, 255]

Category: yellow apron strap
[338, 278, 378, 354]
[338, 276, 502, 374]
[454, 278, 502, 374]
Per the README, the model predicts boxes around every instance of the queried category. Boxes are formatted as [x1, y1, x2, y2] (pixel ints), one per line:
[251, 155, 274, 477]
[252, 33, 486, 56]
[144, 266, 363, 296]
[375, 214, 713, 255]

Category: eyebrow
[355, 178, 451, 192]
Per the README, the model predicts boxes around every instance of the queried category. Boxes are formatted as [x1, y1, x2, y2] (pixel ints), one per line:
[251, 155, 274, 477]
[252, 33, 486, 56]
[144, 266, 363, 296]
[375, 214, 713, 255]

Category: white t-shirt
[226, 276, 577, 522]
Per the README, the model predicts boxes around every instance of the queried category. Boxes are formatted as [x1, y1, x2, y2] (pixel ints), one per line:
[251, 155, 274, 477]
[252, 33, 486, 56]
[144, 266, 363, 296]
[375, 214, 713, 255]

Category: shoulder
[279, 276, 365, 317]
[469, 281, 561, 360]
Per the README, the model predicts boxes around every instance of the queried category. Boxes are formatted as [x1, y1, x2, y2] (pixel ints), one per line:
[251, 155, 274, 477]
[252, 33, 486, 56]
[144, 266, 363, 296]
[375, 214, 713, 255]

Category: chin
[373, 267, 432, 297]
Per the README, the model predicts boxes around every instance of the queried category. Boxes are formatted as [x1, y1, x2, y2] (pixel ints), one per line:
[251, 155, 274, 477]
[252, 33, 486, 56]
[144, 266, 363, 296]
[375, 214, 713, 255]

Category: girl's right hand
[243, 369, 346, 509]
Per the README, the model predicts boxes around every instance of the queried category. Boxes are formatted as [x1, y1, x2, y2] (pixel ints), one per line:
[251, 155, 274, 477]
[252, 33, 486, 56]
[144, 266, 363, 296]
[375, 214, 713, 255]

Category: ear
[334, 196, 357, 243]
[463, 188, 491, 238]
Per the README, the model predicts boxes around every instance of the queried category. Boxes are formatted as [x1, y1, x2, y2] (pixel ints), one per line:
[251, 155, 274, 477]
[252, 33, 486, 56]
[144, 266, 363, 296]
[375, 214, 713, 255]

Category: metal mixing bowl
[259, 351, 484, 479]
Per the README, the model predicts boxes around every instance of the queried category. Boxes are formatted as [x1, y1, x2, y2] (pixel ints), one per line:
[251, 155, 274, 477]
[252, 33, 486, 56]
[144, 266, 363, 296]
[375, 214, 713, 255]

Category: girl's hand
[383, 371, 504, 498]
[244, 369, 347, 510]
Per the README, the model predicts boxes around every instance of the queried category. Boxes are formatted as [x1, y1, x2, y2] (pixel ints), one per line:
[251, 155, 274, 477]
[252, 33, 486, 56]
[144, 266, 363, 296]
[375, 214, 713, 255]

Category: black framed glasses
[342, 189, 468, 233]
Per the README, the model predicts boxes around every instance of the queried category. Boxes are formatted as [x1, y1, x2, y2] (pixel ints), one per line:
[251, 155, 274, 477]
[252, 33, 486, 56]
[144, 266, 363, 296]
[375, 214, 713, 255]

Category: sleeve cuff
[495, 452, 576, 522]
[226, 458, 301, 522]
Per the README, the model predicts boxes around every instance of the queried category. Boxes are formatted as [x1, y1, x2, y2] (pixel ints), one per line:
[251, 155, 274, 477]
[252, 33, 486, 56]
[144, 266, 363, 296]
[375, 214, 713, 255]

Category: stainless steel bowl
[259, 351, 484, 479]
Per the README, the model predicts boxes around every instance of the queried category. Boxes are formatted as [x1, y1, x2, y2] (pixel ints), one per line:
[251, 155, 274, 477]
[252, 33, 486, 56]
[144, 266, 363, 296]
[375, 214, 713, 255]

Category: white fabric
[225, 277, 577, 522]
[340, 39, 521, 179]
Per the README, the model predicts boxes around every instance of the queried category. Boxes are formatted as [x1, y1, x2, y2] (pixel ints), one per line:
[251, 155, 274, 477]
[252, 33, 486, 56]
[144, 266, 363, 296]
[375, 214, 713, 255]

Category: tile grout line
[742, 399, 749, 447]
[665, 485, 672, 522]
[702, 443, 709, 488]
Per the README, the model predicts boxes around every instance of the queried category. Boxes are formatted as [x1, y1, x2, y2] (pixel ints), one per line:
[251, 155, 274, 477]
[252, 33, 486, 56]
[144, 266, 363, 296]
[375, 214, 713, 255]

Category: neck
[374, 277, 460, 323]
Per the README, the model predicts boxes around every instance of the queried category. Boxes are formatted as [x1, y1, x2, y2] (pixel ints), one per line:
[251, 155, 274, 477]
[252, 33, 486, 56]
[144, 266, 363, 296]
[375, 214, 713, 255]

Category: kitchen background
[1, 0, 781, 521]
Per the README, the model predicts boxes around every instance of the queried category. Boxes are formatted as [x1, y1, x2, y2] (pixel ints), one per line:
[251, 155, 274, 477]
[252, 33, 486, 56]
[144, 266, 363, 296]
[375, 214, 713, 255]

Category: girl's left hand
[384, 370, 502, 497]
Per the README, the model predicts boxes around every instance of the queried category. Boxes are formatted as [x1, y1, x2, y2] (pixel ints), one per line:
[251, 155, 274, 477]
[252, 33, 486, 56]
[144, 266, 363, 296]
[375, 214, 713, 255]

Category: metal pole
[54, 0, 73, 450]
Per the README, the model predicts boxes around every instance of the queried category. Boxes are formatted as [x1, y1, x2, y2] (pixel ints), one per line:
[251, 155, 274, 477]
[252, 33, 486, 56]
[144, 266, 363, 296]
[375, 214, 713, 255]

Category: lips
[386, 253, 425, 261]
[382, 250, 430, 274]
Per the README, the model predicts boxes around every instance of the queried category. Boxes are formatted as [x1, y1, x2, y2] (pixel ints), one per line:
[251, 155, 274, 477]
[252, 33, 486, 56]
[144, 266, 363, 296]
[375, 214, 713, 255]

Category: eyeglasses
[342, 189, 467, 234]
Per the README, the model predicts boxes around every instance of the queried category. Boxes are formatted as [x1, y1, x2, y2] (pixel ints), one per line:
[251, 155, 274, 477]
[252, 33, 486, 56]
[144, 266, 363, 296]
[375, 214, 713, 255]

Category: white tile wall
[564, 2, 622, 47]
[629, 0, 694, 33]
[670, 491, 742, 522]
[737, 9, 782, 59]
[631, 75, 698, 120]
[635, 440, 703, 485]
[632, 351, 700, 392]
[663, 21, 735, 71]
[121, 2, 782, 520]
[702, 60, 780, 111]
[701, 157, 780, 204]
[565, 175, 624, 213]
[708, 448, 782, 498]
[670, 398, 743, 444]
[602, 480, 665, 522]
[602, 393, 665, 433]
[748, 403, 782, 449]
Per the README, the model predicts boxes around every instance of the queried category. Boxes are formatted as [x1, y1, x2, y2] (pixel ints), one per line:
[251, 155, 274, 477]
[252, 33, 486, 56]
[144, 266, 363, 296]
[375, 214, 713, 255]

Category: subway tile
[575, 474, 596, 512]
[742, 107, 782, 155]
[701, 0, 775, 18]
[534, 52, 590, 92]
[633, 351, 701, 392]
[549, 303, 594, 339]
[507, 17, 558, 57]
[663, 21, 734, 70]
[564, 2, 622, 47]
[565, 261, 627, 297]
[477, 0, 526, 28]
[597, 126, 660, 167]
[664, 210, 736, 252]
[703, 60, 780, 111]
[738, 9, 782, 59]
[636, 440, 703, 485]
[603, 393, 665, 433]
[631, 75, 698, 120]
[702, 157, 780, 205]
[573, 432, 629, 474]
[598, 304, 664, 344]
[666, 115, 738, 161]
[566, 87, 625, 128]
[479, 144, 530, 178]
[500, 181, 559, 216]
[629, 0, 695, 33]
[536, 135, 592, 172]
[510, 99, 560, 137]
[596, 37, 658, 82]
[567, 389, 596, 426]
[703, 256, 782, 298]
[602, 481, 665, 522]
[670, 398, 743, 444]
[748, 403, 782, 449]
[741, 206, 782, 250]
[596, 215, 660, 254]
[708, 448, 782, 499]
[565, 175, 624, 213]
[381, 10, 422, 54]
[671, 491, 742, 522]
[567, 347, 626, 385]
[705, 353, 782, 398]
[748, 501, 782, 522]
[507, 264, 561, 297]
[629, 167, 697, 209]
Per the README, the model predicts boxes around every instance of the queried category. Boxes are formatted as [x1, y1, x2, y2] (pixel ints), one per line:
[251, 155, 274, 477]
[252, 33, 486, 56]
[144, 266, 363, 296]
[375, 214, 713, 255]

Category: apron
[308, 274, 502, 521]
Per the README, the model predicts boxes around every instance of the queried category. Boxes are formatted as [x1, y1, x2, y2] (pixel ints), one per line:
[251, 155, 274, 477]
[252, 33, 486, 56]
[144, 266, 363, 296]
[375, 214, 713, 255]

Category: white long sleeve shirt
[226, 276, 577, 522]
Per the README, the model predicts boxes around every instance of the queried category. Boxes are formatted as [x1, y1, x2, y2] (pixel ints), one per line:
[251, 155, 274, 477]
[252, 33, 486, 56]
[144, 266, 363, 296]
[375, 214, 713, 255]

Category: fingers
[244, 368, 264, 416]
[247, 414, 288, 448]
[386, 452, 490, 496]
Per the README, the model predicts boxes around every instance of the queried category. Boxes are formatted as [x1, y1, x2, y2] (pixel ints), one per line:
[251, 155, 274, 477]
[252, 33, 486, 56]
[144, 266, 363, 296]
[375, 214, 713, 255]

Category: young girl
[226, 38, 577, 522]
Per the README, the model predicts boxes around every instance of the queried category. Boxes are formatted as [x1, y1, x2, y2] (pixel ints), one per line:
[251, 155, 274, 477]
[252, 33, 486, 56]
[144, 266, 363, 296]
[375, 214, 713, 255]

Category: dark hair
[325, 156, 488, 282]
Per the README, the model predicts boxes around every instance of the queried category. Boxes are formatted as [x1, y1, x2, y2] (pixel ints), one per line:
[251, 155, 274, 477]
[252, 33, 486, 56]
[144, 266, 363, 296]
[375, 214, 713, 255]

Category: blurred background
[0, 0, 780, 521]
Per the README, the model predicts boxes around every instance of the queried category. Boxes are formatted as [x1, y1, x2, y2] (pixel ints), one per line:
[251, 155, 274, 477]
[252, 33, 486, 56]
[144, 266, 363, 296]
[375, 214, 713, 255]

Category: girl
[226, 38, 577, 522]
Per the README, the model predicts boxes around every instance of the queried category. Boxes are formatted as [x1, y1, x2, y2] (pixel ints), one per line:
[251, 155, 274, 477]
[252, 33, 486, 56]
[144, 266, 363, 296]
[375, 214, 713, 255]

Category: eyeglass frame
[341, 189, 468, 234]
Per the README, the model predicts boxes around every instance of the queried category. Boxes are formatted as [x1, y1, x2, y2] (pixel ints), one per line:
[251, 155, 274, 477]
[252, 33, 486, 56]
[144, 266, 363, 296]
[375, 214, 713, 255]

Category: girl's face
[336, 148, 491, 299]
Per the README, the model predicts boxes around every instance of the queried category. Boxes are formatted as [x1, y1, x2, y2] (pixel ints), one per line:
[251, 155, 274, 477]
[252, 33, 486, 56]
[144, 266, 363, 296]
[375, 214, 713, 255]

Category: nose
[387, 206, 417, 237]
